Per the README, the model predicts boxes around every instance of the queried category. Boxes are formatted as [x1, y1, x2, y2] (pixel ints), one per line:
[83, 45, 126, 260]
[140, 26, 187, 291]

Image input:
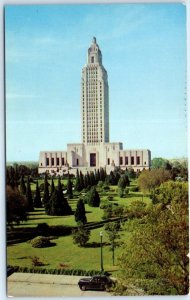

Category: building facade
[39, 38, 151, 176]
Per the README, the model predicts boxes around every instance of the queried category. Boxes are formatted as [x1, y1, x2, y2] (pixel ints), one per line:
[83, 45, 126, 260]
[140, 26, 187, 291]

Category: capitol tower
[39, 38, 151, 175]
[81, 37, 109, 145]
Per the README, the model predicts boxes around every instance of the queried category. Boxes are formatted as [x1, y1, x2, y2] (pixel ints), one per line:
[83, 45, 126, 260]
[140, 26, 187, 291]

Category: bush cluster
[12, 266, 107, 276]
[30, 236, 54, 248]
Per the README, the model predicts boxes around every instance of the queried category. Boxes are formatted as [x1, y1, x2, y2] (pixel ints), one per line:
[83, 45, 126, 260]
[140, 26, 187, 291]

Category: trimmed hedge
[10, 266, 107, 276]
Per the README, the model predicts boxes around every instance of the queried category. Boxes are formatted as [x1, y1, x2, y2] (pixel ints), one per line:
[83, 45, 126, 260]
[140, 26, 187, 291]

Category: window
[91, 56, 94, 63]
[120, 157, 123, 165]
[51, 158, 54, 165]
[107, 158, 110, 165]
[62, 157, 65, 165]
[46, 158, 49, 166]
[137, 156, 140, 165]
[76, 158, 79, 166]
[131, 156, 134, 165]
[125, 156, 128, 165]
[56, 158, 59, 165]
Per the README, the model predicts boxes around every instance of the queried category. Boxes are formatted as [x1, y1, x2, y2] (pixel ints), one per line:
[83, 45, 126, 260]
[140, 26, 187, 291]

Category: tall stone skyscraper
[81, 37, 109, 144]
[39, 37, 151, 175]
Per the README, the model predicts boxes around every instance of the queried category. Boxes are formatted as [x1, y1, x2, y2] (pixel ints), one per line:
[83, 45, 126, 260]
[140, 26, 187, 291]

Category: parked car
[78, 275, 115, 291]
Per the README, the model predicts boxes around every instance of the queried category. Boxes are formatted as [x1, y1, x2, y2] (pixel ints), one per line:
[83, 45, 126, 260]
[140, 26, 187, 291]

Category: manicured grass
[7, 181, 151, 274]
[7, 227, 121, 273]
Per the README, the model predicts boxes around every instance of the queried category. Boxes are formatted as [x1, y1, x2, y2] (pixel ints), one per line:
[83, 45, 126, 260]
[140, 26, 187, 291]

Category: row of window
[87, 139, 103, 143]
[107, 156, 142, 166]
[46, 157, 65, 166]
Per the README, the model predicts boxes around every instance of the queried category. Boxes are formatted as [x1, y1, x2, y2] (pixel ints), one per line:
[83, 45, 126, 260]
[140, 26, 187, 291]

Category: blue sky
[5, 3, 187, 162]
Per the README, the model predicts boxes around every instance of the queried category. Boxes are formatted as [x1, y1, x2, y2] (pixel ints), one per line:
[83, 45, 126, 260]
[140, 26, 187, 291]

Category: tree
[100, 167, 106, 181]
[66, 173, 73, 199]
[33, 181, 42, 208]
[7, 185, 28, 225]
[118, 175, 130, 190]
[95, 169, 100, 183]
[79, 171, 84, 190]
[74, 198, 87, 224]
[89, 171, 96, 186]
[116, 181, 189, 295]
[48, 186, 72, 216]
[104, 222, 120, 266]
[151, 157, 169, 169]
[26, 176, 33, 211]
[137, 169, 171, 193]
[19, 175, 26, 195]
[43, 174, 50, 212]
[75, 169, 82, 191]
[50, 178, 55, 196]
[86, 186, 100, 207]
[72, 224, 90, 247]
[125, 168, 136, 180]
[48, 177, 72, 215]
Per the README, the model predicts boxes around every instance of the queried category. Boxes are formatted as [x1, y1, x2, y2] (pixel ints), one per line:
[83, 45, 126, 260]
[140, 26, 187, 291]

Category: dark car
[78, 275, 114, 291]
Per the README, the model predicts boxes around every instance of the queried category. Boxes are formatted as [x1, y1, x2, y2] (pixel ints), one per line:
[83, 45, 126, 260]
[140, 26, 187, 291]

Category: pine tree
[75, 169, 81, 191]
[90, 171, 96, 186]
[79, 171, 84, 190]
[50, 178, 55, 196]
[86, 172, 91, 187]
[100, 168, 106, 182]
[26, 176, 33, 211]
[97, 169, 100, 183]
[84, 174, 88, 189]
[20, 175, 26, 195]
[74, 198, 87, 224]
[86, 186, 100, 207]
[43, 174, 50, 213]
[34, 181, 42, 208]
[50, 177, 72, 215]
[67, 173, 73, 199]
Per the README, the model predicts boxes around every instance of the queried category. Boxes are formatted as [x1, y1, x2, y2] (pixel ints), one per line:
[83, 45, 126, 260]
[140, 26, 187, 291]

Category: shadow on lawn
[85, 241, 109, 248]
[28, 216, 69, 221]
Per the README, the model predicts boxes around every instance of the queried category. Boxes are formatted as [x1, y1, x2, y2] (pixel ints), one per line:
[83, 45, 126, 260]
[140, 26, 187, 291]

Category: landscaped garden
[6, 160, 189, 295]
[7, 175, 151, 273]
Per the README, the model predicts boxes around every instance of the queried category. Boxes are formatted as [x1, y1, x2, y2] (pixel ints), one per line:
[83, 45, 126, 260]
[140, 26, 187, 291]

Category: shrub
[31, 256, 45, 267]
[72, 225, 90, 247]
[30, 236, 53, 248]
[12, 266, 106, 277]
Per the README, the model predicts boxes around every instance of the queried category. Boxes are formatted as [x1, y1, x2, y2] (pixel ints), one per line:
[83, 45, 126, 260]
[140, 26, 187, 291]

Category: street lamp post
[100, 231, 104, 273]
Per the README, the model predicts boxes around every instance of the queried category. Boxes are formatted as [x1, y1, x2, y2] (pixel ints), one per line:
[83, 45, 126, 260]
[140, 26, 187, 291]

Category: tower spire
[92, 37, 96, 44]
[81, 38, 109, 144]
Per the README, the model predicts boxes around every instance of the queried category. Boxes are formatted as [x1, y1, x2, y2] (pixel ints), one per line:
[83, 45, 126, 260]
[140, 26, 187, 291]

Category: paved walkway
[7, 272, 112, 297]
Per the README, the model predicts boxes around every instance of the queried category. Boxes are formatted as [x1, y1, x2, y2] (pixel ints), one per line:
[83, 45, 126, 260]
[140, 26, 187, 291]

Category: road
[7, 273, 112, 297]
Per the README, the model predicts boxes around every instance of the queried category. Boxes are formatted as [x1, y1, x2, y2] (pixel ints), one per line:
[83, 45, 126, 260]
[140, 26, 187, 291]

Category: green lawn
[7, 227, 123, 273]
[7, 182, 151, 273]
